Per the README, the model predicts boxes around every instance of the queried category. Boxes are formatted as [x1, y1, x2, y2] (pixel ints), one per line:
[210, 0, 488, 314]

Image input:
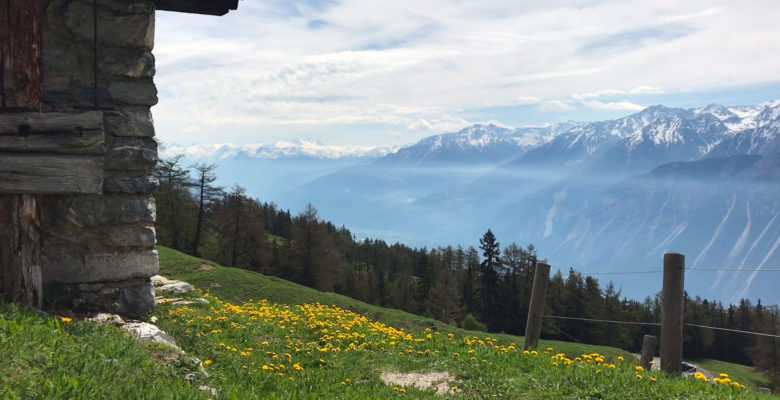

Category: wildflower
[293, 363, 304, 371]
[531, 350, 538, 355]
[552, 362, 559, 367]
[204, 359, 213, 366]
[60, 317, 72, 324]
[451, 386, 458, 391]
[595, 369, 602, 374]
[635, 374, 643, 380]
[650, 377, 657, 383]
[635, 365, 644, 372]
[617, 356, 624, 362]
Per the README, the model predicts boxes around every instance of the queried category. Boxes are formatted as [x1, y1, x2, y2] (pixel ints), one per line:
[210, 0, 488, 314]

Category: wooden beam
[155, 0, 239, 16]
[0, 153, 104, 194]
[1, 0, 43, 110]
[0, 131, 104, 155]
[0, 111, 103, 134]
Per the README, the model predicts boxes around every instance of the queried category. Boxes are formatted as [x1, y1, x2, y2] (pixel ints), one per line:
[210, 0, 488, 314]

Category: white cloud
[537, 100, 575, 111]
[572, 85, 665, 100]
[153, 0, 780, 146]
[579, 100, 645, 111]
[516, 96, 542, 105]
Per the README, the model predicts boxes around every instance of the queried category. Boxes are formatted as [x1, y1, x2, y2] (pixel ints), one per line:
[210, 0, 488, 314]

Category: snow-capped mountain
[162, 139, 397, 160]
[378, 122, 580, 166]
[275, 99, 780, 303]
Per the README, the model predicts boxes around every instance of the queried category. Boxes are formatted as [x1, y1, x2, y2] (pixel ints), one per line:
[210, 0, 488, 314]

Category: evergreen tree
[189, 163, 221, 257]
[479, 229, 501, 330]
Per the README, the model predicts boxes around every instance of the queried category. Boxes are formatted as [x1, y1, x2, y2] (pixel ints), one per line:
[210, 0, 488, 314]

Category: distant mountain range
[179, 100, 780, 304]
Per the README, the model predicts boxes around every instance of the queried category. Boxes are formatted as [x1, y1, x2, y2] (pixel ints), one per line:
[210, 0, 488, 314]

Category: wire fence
[540, 314, 780, 339]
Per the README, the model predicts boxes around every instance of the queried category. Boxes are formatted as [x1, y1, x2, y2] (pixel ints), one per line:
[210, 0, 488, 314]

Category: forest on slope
[154, 155, 780, 390]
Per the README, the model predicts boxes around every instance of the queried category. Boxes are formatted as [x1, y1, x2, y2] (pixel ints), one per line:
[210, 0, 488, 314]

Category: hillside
[2, 247, 771, 398]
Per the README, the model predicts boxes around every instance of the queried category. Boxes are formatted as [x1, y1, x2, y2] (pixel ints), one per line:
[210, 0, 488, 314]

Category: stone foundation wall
[39, 0, 159, 317]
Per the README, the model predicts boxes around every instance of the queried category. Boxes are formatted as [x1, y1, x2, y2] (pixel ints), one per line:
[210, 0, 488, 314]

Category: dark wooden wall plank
[0, 111, 103, 134]
[0, 131, 104, 155]
[0, 0, 8, 108]
[0, 153, 104, 194]
[2, 0, 43, 110]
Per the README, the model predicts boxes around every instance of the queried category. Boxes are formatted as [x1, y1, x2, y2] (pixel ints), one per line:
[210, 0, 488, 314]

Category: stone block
[97, 4, 155, 49]
[103, 79, 158, 107]
[44, 250, 159, 283]
[85, 250, 160, 281]
[100, 48, 155, 79]
[104, 110, 155, 137]
[104, 176, 159, 194]
[47, 195, 156, 228]
[106, 225, 156, 248]
[105, 136, 158, 173]
[111, 282, 156, 319]
[96, 0, 155, 15]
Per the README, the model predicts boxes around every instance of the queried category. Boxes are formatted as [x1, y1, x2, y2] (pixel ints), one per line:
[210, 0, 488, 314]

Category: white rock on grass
[151, 275, 176, 287]
[87, 313, 124, 325]
[123, 322, 177, 348]
[157, 281, 195, 294]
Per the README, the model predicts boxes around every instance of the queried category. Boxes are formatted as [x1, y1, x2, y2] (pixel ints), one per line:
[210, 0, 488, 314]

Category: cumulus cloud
[516, 96, 543, 105]
[578, 100, 645, 111]
[537, 100, 575, 111]
[153, 0, 780, 146]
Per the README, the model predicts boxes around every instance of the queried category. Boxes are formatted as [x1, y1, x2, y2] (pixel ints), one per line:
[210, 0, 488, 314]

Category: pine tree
[479, 229, 501, 330]
[189, 163, 221, 257]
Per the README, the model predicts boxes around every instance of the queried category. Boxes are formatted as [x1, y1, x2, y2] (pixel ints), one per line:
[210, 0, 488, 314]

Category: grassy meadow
[0, 246, 773, 399]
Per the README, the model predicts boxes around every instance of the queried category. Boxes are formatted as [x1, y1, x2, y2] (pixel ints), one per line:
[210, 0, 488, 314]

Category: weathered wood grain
[2, 0, 44, 109]
[0, 131, 104, 154]
[0, 111, 103, 134]
[0, 0, 8, 108]
[0, 153, 104, 194]
[0, 194, 43, 307]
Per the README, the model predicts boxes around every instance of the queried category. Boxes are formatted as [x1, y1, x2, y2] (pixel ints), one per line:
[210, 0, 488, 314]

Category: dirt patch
[380, 371, 458, 395]
[197, 263, 215, 271]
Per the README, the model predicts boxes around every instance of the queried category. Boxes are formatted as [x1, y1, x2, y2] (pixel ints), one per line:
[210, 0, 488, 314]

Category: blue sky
[152, 0, 780, 151]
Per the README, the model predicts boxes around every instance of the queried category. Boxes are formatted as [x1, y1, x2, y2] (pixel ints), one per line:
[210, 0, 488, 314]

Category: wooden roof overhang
[155, 0, 239, 16]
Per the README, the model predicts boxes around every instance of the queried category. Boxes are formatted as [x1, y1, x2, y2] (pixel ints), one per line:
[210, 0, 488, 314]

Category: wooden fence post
[639, 335, 657, 370]
[661, 253, 685, 374]
[523, 261, 550, 350]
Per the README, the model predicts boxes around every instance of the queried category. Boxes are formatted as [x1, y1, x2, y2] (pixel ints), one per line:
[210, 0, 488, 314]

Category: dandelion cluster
[158, 292, 750, 395]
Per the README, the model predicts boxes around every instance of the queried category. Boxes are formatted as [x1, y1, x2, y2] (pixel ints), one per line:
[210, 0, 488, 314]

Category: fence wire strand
[542, 318, 581, 343]
[541, 314, 780, 339]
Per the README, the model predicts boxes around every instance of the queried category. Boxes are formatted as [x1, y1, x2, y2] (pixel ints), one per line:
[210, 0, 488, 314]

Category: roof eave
[155, 0, 239, 16]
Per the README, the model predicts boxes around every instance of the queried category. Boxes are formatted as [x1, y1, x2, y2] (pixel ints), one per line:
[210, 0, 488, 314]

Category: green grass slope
[156, 246, 771, 391]
[0, 302, 207, 399]
[157, 246, 628, 359]
[0, 246, 772, 399]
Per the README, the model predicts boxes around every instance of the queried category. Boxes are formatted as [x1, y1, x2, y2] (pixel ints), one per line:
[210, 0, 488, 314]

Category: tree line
[154, 156, 779, 390]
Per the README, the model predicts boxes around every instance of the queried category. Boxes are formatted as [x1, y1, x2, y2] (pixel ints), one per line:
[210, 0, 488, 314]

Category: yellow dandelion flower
[635, 365, 644, 372]
[617, 356, 624, 361]
[60, 317, 72, 323]
[635, 374, 643, 380]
